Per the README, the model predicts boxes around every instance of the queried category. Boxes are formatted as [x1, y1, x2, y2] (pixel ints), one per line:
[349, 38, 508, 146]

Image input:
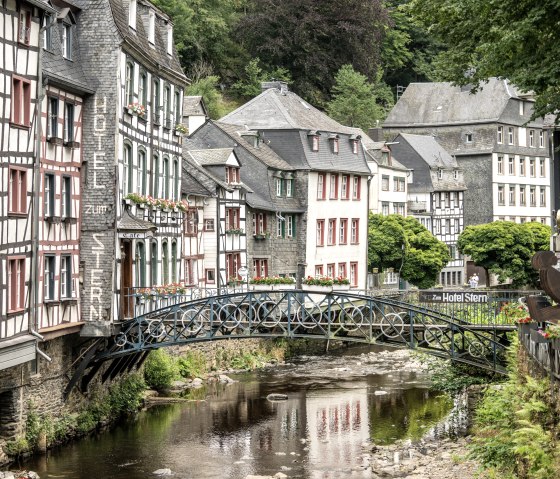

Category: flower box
[251, 284, 271, 291]
[303, 285, 332, 293]
[332, 284, 350, 291]
[530, 329, 550, 344]
[519, 322, 537, 335]
[275, 284, 296, 290]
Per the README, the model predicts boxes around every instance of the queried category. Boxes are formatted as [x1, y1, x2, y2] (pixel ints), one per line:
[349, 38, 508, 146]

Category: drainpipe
[31, 18, 48, 346]
[216, 191, 221, 289]
[366, 174, 374, 291]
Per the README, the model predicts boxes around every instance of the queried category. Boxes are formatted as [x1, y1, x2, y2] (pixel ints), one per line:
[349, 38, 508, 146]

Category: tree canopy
[409, 0, 560, 119]
[326, 65, 393, 131]
[368, 214, 450, 289]
[458, 221, 551, 288]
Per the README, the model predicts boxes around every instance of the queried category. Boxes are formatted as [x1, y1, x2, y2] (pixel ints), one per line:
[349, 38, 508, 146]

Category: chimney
[368, 127, 383, 142]
[261, 81, 289, 94]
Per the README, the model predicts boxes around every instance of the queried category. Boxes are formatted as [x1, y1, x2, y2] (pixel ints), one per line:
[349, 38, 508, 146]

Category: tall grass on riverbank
[469, 337, 560, 479]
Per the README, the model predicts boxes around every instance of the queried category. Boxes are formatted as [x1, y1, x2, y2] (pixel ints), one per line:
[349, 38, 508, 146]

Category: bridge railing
[365, 289, 544, 326]
[518, 325, 560, 381]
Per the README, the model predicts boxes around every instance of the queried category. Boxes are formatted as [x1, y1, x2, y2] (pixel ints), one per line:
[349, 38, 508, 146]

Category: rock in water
[152, 468, 172, 475]
[267, 393, 288, 401]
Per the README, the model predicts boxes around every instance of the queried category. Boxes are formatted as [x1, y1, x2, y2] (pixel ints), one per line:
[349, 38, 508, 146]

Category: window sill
[6, 308, 25, 316]
[64, 141, 80, 149]
[8, 211, 28, 217]
[62, 216, 78, 225]
[10, 122, 30, 130]
[45, 215, 62, 224]
[47, 136, 64, 146]
[60, 298, 78, 305]
[44, 300, 60, 306]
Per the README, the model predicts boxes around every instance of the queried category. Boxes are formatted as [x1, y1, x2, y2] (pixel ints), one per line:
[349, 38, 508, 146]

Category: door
[120, 240, 133, 319]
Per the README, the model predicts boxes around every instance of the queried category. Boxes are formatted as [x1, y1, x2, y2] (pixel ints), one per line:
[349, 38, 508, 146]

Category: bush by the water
[144, 349, 178, 390]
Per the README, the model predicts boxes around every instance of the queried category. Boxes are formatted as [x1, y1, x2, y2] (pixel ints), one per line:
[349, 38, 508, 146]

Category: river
[25, 346, 468, 478]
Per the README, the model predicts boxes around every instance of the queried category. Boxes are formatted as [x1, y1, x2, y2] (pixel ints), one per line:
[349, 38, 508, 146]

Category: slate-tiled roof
[117, 209, 156, 232]
[348, 127, 409, 171]
[220, 87, 357, 134]
[43, 2, 94, 94]
[181, 164, 216, 197]
[183, 96, 207, 116]
[187, 148, 234, 166]
[384, 78, 538, 127]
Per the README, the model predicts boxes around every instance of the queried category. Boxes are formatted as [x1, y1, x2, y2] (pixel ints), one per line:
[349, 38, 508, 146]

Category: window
[252, 212, 267, 236]
[341, 175, 349, 199]
[44, 255, 56, 300]
[381, 175, 389, 191]
[8, 257, 25, 312]
[539, 159, 545, 177]
[508, 127, 514, 145]
[498, 185, 505, 206]
[381, 202, 389, 215]
[205, 269, 215, 283]
[529, 130, 535, 147]
[44, 173, 55, 217]
[162, 156, 169, 198]
[43, 14, 53, 50]
[185, 259, 194, 285]
[286, 215, 295, 238]
[326, 263, 335, 278]
[529, 158, 535, 177]
[444, 192, 450, 208]
[317, 174, 326, 199]
[286, 179, 293, 197]
[351, 219, 359, 244]
[137, 150, 146, 195]
[350, 262, 358, 287]
[174, 90, 181, 124]
[185, 210, 198, 235]
[123, 143, 133, 194]
[497, 156, 503, 175]
[437, 169, 443, 179]
[519, 157, 525, 176]
[18, 8, 31, 44]
[316, 220, 325, 246]
[338, 263, 347, 279]
[151, 242, 158, 285]
[453, 169, 459, 180]
[394, 177, 405, 192]
[152, 80, 160, 124]
[163, 85, 171, 127]
[9, 167, 27, 215]
[315, 265, 324, 277]
[63, 103, 75, 144]
[253, 258, 268, 278]
[508, 156, 515, 175]
[204, 218, 215, 231]
[47, 97, 59, 139]
[171, 241, 178, 282]
[509, 186, 515, 206]
[339, 219, 348, 244]
[465, 133, 473, 143]
[394, 203, 405, 215]
[449, 191, 456, 207]
[434, 219, 441, 234]
[330, 174, 338, 199]
[60, 255, 73, 298]
[226, 208, 240, 229]
[129, 0, 137, 27]
[162, 241, 169, 284]
[61, 176, 71, 218]
[434, 193, 440, 208]
[153, 155, 160, 197]
[173, 159, 179, 200]
[444, 218, 451, 234]
[225, 252, 241, 281]
[148, 9, 155, 44]
[352, 176, 360, 200]
[327, 219, 336, 245]
[530, 187, 536, 206]
[139, 72, 148, 110]
[454, 218, 460, 232]
[312, 135, 319, 151]
[135, 242, 146, 287]
[352, 140, 359, 154]
[332, 138, 339, 154]
[497, 126, 503, 144]
[11, 77, 31, 127]
[62, 24, 72, 60]
[519, 186, 526, 206]
[125, 63, 135, 107]
[276, 216, 284, 238]
[275, 178, 283, 197]
[539, 131, 545, 148]
[540, 187, 546, 207]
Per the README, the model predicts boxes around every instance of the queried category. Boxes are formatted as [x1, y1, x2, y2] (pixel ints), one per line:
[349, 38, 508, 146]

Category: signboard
[419, 290, 489, 303]
[237, 267, 248, 278]
[118, 231, 152, 239]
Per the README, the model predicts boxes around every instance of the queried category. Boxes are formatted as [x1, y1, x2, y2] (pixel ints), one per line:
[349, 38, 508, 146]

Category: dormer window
[129, 0, 137, 29]
[308, 131, 320, 151]
[240, 131, 260, 148]
[166, 23, 173, 55]
[43, 14, 52, 50]
[465, 133, 473, 143]
[62, 23, 72, 60]
[352, 140, 358, 154]
[328, 134, 339, 153]
[453, 169, 459, 180]
[437, 169, 443, 179]
[148, 9, 155, 44]
[226, 167, 240, 184]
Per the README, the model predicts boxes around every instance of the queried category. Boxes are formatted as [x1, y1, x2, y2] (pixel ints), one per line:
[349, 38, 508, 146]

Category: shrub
[177, 350, 208, 379]
[3, 437, 30, 456]
[144, 349, 178, 391]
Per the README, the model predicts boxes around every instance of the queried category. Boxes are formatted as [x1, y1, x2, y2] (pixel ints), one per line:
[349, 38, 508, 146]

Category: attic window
[352, 139, 359, 154]
[453, 169, 459, 180]
[128, 0, 137, 28]
[437, 169, 443, 179]
[62, 23, 72, 60]
[328, 135, 339, 154]
[148, 9, 155, 44]
[166, 23, 173, 55]
[308, 131, 320, 151]
[465, 133, 473, 143]
[240, 131, 260, 148]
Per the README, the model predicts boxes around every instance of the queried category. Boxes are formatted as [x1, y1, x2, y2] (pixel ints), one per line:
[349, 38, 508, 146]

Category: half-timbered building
[74, 0, 187, 334]
[1, 0, 55, 371]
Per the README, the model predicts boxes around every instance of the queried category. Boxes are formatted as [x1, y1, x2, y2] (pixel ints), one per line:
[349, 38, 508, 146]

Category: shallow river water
[25, 346, 467, 478]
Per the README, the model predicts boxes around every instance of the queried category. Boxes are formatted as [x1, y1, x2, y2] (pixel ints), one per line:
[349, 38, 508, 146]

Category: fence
[518, 324, 560, 381]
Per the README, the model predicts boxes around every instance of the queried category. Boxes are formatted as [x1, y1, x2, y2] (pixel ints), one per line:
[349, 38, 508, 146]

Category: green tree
[408, 0, 560, 119]
[458, 221, 551, 288]
[231, 58, 292, 100]
[368, 214, 450, 289]
[237, 0, 390, 104]
[184, 75, 225, 120]
[326, 65, 393, 130]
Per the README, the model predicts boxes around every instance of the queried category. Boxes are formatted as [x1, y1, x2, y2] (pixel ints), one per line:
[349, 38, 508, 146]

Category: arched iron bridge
[66, 289, 516, 396]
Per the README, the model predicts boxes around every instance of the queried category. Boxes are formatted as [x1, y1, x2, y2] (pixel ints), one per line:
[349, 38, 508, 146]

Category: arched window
[136, 241, 146, 287]
[123, 142, 133, 194]
[139, 71, 148, 110]
[174, 90, 181, 124]
[171, 241, 177, 282]
[125, 62, 134, 106]
[137, 149, 146, 195]
[163, 85, 171, 127]
[150, 241, 158, 285]
[162, 240, 169, 284]
[162, 156, 169, 198]
[152, 80, 160, 124]
[153, 155, 159, 197]
[173, 159, 179, 201]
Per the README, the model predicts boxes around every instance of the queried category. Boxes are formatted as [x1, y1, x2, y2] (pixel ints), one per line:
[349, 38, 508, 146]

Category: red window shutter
[23, 82, 31, 126]
[19, 259, 25, 309]
[13, 79, 22, 124]
[20, 170, 27, 212]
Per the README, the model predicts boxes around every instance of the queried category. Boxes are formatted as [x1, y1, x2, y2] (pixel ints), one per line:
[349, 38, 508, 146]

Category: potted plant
[333, 276, 350, 291]
[174, 123, 188, 135]
[226, 227, 244, 235]
[537, 324, 560, 349]
[531, 327, 550, 344]
[249, 276, 295, 291]
[126, 102, 146, 117]
[302, 276, 333, 293]
[516, 316, 537, 335]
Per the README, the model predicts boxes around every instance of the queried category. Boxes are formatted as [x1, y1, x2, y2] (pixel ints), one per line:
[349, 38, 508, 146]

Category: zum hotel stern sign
[419, 290, 489, 303]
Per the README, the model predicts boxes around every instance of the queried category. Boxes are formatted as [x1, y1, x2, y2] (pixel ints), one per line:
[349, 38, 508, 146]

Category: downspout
[216, 190, 221, 289]
[31, 17, 48, 348]
[366, 174, 373, 290]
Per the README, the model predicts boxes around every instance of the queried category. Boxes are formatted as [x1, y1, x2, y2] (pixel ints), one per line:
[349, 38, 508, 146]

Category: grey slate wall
[457, 155, 493, 226]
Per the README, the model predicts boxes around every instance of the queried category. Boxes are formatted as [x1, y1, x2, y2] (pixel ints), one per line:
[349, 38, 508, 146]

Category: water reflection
[26, 348, 461, 479]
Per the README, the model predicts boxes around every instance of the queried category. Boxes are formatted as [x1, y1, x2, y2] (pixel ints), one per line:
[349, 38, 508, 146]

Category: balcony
[408, 200, 427, 212]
